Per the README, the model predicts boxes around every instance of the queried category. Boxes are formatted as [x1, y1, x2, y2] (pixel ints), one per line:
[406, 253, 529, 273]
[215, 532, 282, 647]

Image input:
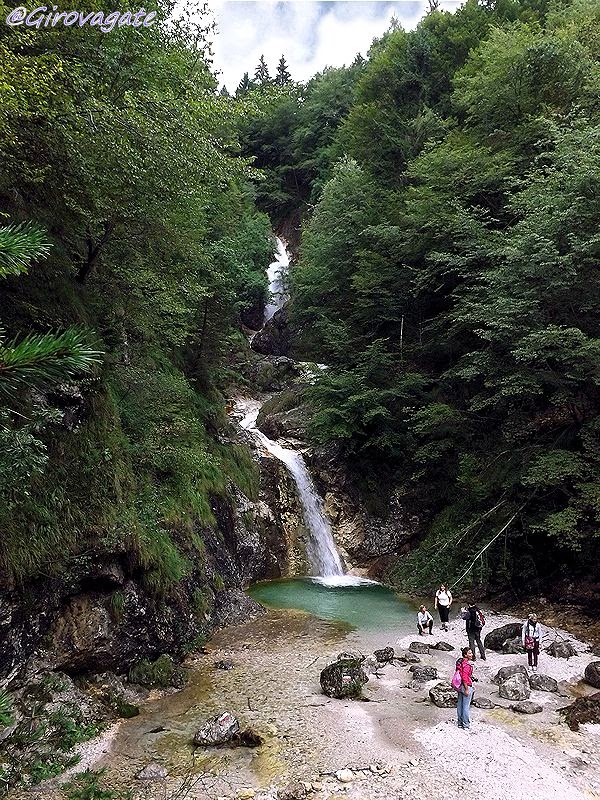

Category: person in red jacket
[456, 647, 474, 730]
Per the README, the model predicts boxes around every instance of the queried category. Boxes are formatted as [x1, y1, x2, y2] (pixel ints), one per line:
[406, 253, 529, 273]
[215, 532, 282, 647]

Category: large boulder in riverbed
[511, 701, 543, 714]
[429, 682, 458, 708]
[491, 665, 529, 685]
[546, 641, 577, 659]
[502, 637, 525, 655]
[473, 697, 494, 709]
[399, 652, 421, 664]
[374, 647, 395, 664]
[484, 623, 523, 652]
[320, 657, 369, 699]
[194, 711, 240, 746]
[499, 674, 530, 701]
[529, 674, 558, 693]
[410, 665, 438, 682]
[432, 641, 454, 651]
[409, 642, 430, 654]
[584, 661, 600, 689]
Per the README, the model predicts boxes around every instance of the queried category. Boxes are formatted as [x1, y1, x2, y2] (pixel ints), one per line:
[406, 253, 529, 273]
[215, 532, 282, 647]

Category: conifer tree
[275, 55, 292, 86]
[219, 85, 230, 97]
[254, 55, 270, 84]
[236, 71, 253, 96]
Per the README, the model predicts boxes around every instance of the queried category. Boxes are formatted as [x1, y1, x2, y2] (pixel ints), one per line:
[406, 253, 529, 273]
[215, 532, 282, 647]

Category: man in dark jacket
[465, 603, 486, 661]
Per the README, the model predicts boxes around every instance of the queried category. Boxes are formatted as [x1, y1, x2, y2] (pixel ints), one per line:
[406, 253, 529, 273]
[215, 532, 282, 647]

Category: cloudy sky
[208, 1, 463, 92]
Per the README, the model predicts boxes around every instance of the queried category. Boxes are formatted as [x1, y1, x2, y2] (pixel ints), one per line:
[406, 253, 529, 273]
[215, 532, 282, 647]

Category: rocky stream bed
[13, 604, 600, 800]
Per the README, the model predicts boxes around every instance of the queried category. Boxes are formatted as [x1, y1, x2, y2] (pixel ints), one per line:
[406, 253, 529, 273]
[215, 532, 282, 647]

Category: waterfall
[263, 238, 290, 324]
[235, 234, 345, 578]
[239, 404, 344, 577]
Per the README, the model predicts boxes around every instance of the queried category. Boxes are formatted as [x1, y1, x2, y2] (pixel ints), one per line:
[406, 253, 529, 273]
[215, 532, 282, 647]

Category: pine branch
[0, 224, 51, 279]
[0, 328, 103, 397]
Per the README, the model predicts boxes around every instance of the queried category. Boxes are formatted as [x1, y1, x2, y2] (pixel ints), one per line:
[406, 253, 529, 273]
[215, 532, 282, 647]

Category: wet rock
[136, 763, 168, 780]
[213, 590, 266, 628]
[233, 726, 264, 748]
[257, 403, 309, 441]
[484, 623, 523, 652]
[584, 661, 600, 689]
[546, 641, 577, 659]
[409, 665, 438, 682]
[336, 769, 354, 783]
[252, 356, 299, 392]
[398, 651, 421, 664]
[502, 637, 525, 655]
[129, 654, 186, 689]
[194, 711, 240, 746]
[529, 674, 559, 693]
[321, 657, 368, 699]
[251, 306, 291, 357]
[473, 697, 494, 709]
[498, 674, 531, 701]
[408, 642, 430, 654]
[491, 665, 529, 685]
[511, 701, 543, 714]
[559, 692, 600, 731]
[429, 682, 458, 708]
[337, 651, 361, 661]
[214, 659, 235, 671]
[432, 641, 454, 651]
[373, 647, 395, 664]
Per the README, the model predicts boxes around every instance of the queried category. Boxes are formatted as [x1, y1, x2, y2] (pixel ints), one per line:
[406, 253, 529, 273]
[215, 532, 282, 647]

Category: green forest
[1, 0, 599, 617]
[238, 0, 600, 591]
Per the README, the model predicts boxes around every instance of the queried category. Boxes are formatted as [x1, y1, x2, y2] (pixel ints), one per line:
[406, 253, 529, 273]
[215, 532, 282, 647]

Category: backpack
[451, 668, 463, 691]
[474, 609, 485, 629]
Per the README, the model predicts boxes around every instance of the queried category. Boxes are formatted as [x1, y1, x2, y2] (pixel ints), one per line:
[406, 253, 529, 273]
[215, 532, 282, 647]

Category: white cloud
[208, 1, 462, 92]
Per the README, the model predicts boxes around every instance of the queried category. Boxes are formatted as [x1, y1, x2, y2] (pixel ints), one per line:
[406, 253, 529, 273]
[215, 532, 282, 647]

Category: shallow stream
[249, 577, 417, 632]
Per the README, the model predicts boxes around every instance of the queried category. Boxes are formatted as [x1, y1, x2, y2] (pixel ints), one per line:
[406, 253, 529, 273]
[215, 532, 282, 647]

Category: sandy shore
[14, 606, 600, 800]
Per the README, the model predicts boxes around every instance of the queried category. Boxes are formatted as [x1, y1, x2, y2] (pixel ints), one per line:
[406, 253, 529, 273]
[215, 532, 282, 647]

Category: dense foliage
[0, 0, 271, 591]
[245, 0, 600, 592]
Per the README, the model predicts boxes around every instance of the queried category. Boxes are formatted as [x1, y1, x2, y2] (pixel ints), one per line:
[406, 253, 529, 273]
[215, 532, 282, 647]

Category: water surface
[249, 577, 416, 632]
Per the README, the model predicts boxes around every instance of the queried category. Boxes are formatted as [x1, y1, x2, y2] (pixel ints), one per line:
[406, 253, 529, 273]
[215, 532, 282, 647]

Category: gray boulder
[194, 711, 240, 746]
[320, 657, 369, 699]
[409, 665, 438, 682]
[502, 637, 525, 655]
[546, 641, 577, 659]
[374, 647, 395, 664]
[491, 665, 529, 685]
[511, 701, 543, 714]
[473, 697, 494, 709]
[584, 661, 600, 689]
[429, 682, 458, 708]
[137, 763, 168, 780]
[484, 623, 523, 652]
[409, 642, 430, 654]
[398, 652, 421, 664]
[432, 641, 454, 651]
[499, 674, 531, 701]
[529, 674, 558, 693]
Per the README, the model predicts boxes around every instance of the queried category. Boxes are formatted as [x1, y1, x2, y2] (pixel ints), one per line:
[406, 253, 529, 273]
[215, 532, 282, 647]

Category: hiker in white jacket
[522, 613, 542, 672]
[417, 606, 434, 636]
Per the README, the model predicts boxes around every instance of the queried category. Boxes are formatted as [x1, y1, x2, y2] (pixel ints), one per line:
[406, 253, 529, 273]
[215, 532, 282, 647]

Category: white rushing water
[235, 235, 347, 578]
[263, 237, 290, 324]
[239, 403, 344, 577]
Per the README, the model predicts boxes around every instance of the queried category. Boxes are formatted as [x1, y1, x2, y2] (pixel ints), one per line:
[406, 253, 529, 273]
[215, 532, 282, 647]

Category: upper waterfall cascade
[263, 237, 290, 324]
[238, 236, 345, 578]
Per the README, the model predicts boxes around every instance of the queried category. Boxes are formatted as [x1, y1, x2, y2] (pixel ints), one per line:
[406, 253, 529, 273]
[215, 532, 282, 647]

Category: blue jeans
[457, 687, 473, 729]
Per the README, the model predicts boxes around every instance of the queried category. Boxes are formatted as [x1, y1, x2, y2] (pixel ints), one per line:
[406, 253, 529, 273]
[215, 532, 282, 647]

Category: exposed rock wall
[0, 434, 306, 681]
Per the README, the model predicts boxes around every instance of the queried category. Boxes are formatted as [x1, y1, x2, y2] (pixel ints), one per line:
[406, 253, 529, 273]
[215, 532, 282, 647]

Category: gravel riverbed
[17, 605, 600, 800]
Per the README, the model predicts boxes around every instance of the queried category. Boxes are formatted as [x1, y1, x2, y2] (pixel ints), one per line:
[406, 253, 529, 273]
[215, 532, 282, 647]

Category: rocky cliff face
[0, 430, 306, 683]
[255, 393, 422, 576]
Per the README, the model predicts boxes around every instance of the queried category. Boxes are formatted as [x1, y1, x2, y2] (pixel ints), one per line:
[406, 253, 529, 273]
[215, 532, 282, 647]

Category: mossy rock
[128, 654, 185, 689]
[320, 657, 369, 699]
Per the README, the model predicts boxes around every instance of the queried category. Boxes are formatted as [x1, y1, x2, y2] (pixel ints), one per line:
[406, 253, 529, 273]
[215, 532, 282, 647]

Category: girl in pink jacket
[456, 647, 474, 730]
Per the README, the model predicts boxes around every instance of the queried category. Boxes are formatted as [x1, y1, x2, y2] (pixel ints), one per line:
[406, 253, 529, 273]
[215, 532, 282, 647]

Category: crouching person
[417, 605, 434, 636]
